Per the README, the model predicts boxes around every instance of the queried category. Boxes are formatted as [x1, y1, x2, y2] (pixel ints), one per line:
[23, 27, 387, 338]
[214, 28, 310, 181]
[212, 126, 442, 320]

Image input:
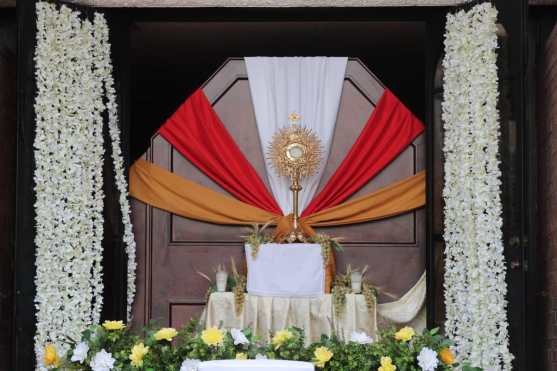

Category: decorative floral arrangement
[34, 3, 107, 366]
[96, 12, 138, 322]
[34, 2, 137, 368]
[442, 3, 512, 369]
[307, 234, 343, 268]
[331, 265, 378, 318]
[230, 260, 247, 315]
[244, 222, 274, 259]
[42, 320, 480, 371]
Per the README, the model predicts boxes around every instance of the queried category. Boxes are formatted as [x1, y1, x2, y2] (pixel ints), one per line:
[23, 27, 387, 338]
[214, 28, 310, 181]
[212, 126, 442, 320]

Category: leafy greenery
[48, 320, 481, 371]
[244, 222, 274, 259]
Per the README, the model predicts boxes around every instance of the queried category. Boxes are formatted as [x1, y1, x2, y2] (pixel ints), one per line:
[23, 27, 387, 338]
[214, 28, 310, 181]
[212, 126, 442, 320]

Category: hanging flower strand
[33, 3, 138, 368]
[34, 3, 106, 368]
[94, 13, 137, 322]
[442, 3, 512, 370]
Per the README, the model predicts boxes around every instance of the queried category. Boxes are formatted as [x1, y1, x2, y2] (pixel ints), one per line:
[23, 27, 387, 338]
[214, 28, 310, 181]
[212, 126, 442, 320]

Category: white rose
[89, 349, 115, 371]
[70, 342, 89, 363]
[417, 347, 439, 371]
[180, 358, 201, 371]
[349, 331, 373, 344]
[230, 328, 249, 345]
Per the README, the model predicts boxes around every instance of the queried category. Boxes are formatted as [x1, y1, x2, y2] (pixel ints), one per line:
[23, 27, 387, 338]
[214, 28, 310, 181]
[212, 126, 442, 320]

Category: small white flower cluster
[230, 328, 250, 345]
[70, 342, 118, 371]
[33, 2, 137, 368]
[417, 347, 438, 371]
[442, 3, 512, 370]
[350, 331, 374, 344]
[90, 349, 116, 371]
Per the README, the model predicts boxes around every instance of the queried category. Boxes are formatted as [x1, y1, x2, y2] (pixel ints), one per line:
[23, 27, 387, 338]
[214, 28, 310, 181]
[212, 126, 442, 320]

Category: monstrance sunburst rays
[267, 125, 322, 179]
[267, 114, 322, 242]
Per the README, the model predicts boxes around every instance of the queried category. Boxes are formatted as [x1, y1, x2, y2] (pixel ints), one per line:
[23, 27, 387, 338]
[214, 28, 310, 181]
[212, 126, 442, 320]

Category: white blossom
[33, 3, 137, 369]
[90, 349, 115, 371]
[93, 13, 137, 321]
[70, 342, 89, 363]
[349, 331, 373, 344]
[417, 347, 438, 371]
[180, 358, 201, 371]
[33, 3, 106, 367]
[230, 328, 249, 345]
[255, 354, 268, 360]
[442, 3, 512, 370]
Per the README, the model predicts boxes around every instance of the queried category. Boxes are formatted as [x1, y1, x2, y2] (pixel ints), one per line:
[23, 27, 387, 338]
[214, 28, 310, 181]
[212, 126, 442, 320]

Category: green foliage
[244, 222, 274, 259]
[51, 321, 481, 371]
[263, 327, 310, 362]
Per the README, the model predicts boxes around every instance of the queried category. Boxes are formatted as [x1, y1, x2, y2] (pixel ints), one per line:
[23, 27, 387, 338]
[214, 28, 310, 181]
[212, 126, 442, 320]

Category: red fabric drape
[159, 89, 282, 215]
[302, 89, 425, 217]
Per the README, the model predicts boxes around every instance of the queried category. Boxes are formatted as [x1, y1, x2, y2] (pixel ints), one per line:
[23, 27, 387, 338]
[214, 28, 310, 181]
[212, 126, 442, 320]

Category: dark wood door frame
[15, 2, 533, 370]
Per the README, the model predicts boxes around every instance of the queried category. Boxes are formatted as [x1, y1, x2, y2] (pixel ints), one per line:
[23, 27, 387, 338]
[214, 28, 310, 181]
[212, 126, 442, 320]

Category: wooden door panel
[170, 303, 206, 329]
[132, 58, 425, 330]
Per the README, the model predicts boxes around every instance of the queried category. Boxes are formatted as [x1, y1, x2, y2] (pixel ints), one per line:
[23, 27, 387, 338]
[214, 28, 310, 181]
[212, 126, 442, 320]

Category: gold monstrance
[268, 113, 322, 242]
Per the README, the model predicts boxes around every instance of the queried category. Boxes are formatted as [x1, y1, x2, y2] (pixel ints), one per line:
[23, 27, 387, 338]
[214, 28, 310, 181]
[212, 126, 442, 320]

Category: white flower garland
[442, 3, 512, 370]
[94, 13, 137, 321]
[34, 3, 105, 367]
[34, 3, 137, 368]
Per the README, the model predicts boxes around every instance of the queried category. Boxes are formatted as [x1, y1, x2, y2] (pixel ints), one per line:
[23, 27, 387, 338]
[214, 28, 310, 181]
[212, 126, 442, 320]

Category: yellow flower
[235, 352, 248, 360]
[439, 348, 456, 365]
[271, 329, 294, 350]
[313, 346, 333, 368]
[154, 327, 178, 341]
[129, 342, 149, 367]
[43, 344, 60, 367]
[201, 327, 225, 346]
[378, 356, 397, 371]
[102, 320, 126, 331]
[394, 326, 415, 342]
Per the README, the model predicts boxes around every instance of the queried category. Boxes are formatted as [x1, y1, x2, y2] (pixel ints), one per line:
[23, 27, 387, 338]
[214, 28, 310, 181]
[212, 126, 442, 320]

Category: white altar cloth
[202, 274, 428, 344]
[245, 243, 324, 297]
[203, 292, 376, 344]
[198, 360, 314, 371]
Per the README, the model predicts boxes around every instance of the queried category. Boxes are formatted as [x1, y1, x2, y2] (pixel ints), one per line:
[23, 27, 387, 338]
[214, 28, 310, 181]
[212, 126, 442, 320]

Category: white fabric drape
[377, 272, 426, 323]
[202, 292, 377, 344]
[245, 57, 347, 214]
[245, 243, 324, 297]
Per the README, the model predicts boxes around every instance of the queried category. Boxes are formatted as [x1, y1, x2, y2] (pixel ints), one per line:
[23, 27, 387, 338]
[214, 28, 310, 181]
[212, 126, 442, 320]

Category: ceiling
[63, 0, 469, 7]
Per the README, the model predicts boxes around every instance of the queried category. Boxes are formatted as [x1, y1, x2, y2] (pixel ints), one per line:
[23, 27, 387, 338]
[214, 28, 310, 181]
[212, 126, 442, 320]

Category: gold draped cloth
[129, 159, 426, 291]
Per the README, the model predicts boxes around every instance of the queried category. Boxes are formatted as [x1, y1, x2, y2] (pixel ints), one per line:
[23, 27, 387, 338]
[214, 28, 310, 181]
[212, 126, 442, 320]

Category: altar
[202, 273, 427, 344]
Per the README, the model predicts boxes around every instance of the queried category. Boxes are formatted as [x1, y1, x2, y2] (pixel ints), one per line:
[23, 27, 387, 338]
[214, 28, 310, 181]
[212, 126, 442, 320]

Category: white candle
[350, 271, 362, 294]
[216, 271, 228, 292]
